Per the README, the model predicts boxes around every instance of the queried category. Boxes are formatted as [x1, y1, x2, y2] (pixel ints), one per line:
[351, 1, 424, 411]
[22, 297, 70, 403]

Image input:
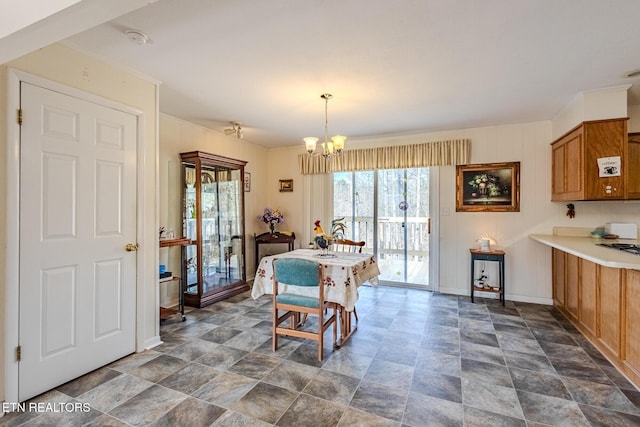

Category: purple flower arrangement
[257, 208, 284, 233]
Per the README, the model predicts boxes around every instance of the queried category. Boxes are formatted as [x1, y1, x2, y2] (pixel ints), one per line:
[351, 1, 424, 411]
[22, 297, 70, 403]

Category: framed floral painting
[456, 162, 520, 212]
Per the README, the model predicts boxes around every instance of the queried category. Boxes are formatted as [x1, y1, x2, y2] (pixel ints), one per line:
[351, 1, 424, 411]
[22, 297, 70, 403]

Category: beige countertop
[530, 234, 640, 270]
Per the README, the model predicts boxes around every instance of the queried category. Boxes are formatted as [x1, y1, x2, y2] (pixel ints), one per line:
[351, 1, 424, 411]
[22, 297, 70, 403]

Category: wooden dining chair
[331, 239, 365, 326]
[333, 239, 365, 253]
[272, 258, 337, 361]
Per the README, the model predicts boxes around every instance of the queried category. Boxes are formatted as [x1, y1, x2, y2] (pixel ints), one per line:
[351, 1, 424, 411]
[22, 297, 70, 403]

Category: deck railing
[342, 216, 429, 259]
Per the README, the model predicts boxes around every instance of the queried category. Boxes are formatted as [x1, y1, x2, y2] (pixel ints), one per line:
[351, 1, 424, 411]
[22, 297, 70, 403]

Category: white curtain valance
[298, 139, 471, 174]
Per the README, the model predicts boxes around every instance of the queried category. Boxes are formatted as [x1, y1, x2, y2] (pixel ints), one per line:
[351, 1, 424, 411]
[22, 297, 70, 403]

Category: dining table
[251, 248, 380, 346]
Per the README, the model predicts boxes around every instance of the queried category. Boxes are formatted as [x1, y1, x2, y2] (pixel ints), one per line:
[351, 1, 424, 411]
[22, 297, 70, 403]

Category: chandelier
[224, 121, 244, 139]
[304, 94, 346, 158]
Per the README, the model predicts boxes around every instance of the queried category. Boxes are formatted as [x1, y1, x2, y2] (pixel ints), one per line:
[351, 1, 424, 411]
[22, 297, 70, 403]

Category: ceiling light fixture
[124, 29, 149, 45]
[224, 122, 244, 139]
[626, 69, 640, 78]
[304, 93, 346, 158]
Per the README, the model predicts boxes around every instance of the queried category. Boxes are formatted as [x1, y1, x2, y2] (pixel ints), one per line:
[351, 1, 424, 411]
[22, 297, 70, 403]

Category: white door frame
[429, 167, 440, 292]
[4, 69, 149, 404]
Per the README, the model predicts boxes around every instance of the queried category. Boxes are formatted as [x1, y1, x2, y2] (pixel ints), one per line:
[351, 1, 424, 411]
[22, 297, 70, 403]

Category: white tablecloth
[251, 249, 380, 311]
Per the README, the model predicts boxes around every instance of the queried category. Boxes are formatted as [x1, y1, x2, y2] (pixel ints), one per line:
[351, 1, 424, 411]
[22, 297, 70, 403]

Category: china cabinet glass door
[181, 151, 247, 308]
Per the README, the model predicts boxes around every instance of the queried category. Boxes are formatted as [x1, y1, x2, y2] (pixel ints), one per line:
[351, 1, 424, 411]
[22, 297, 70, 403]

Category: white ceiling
[16, 0, 640, 148]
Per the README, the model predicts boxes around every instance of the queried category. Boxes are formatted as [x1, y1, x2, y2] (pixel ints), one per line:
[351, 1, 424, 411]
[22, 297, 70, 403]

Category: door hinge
[16, 345, 21, 361]
[17, 109, 23, 125]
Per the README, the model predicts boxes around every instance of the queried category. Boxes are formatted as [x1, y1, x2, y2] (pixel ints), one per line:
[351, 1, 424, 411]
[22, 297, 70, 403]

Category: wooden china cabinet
[180, 151, 248, 308]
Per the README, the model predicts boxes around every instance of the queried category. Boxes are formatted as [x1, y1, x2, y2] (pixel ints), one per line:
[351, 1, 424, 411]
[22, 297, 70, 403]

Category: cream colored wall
[158, 114, 269, 287]
[265, 147, 310, 241]
[552, 86, 630, 139]
[1, 43, 159, 400]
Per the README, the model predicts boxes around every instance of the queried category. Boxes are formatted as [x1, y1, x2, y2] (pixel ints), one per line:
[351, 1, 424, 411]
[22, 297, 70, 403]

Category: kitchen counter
[529, 234, 640, 270]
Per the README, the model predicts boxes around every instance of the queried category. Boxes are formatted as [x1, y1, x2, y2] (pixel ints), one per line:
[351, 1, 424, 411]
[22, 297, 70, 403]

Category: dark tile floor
[3, 285, 640, 426]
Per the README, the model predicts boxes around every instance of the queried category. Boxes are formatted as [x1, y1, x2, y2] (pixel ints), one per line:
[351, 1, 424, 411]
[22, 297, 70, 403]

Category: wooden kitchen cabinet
[552, 253, 602, 342]
[627, 133, 640, 199]
[579, 258, 597, 336]
[551, 118, 639, 201]
[552, 248, 583, 322]
[552, 249, 639, 387]
[552, 248, 565, 307]
[565, 253, 579, 322]
[625, 269, 640, 377]
[599, 266, 622, 358]
[552, 130, 583, 200]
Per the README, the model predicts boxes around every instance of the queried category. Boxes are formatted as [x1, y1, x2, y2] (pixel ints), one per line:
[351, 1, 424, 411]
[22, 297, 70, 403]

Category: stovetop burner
[597, 243, 640, 255]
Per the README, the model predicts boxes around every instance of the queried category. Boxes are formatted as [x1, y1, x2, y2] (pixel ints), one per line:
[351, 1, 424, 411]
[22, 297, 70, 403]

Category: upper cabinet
[180, 151, 248, 308]
[551, 118, 640, 201]
[628, 132, 640, 199]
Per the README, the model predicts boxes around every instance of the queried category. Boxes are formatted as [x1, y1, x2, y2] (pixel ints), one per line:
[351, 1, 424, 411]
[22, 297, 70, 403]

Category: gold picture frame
[279, 179, 293, 192]
[456, 162, 520, 212]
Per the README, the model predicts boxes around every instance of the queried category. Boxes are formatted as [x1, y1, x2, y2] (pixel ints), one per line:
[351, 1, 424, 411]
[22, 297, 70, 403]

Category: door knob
[125, 243, 139, 252]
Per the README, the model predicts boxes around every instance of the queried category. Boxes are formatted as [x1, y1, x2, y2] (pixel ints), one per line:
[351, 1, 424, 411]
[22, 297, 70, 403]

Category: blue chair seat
[276, 293, 319, 309]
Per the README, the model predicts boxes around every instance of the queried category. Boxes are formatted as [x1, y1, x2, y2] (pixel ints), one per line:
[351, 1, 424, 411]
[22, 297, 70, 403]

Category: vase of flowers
[257, 207, 284, 235]
[467, 173, 502, 198]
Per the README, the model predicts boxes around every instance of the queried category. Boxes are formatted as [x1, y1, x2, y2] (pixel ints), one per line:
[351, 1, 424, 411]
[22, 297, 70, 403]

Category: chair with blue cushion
[272, 258, 337, 361]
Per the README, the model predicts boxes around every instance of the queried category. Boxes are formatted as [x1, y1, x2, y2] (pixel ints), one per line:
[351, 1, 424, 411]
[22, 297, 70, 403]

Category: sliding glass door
[334, 168, 431, 287]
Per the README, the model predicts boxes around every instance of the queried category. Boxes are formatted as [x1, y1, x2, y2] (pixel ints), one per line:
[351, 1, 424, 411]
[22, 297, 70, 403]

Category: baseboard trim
[144, 335, 163, 350]
[436, 286, 553, 305]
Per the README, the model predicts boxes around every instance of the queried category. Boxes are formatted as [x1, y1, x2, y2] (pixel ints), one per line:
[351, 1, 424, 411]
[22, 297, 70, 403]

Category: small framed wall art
[244, 172, 251, 192]
[456, 162, 520, 212]
[279, 179, 293, 192]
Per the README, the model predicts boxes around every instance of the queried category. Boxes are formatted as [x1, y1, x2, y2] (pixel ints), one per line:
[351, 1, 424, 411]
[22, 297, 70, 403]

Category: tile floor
[3, 285, 640, 426]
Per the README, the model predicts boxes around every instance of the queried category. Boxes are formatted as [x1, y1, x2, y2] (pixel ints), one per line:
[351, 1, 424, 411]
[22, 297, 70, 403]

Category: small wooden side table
[470, 248, 505, 306]
[254, 232, 296, 271]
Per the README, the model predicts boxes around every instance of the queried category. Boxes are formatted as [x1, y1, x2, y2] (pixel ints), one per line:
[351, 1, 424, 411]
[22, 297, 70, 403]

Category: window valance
[298, 139, 470, 174]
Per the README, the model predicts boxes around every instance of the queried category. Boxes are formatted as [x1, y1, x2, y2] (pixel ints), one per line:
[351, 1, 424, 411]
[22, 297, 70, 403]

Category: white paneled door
[18, 82, 137, 401]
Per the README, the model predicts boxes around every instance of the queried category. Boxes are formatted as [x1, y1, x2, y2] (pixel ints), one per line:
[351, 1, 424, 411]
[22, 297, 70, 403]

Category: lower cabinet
[579, 258, 597, 336]
[552, 250, 637, 388]
[599, 266, 622, 358]
[552, 249, 565, 307]
[625, 269, 640, 377]
[565, 253, 579, 321]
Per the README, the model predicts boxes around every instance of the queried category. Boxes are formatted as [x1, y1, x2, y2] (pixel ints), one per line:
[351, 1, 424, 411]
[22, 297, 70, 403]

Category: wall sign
[597, 156, 621, 177]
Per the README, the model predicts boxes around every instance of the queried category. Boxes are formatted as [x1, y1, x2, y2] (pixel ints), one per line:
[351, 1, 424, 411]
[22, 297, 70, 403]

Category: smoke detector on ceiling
[124, 29, 149, 45]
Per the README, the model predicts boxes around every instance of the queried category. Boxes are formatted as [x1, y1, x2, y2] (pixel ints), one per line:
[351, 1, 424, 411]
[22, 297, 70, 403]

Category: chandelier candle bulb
[304, 137, 318, 154]
[332, 135, 346, 152]
[322, 141, 334, 155]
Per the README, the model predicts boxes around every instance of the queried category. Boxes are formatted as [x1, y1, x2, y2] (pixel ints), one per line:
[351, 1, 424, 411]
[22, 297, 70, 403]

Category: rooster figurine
[314, 220, 332, 255]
